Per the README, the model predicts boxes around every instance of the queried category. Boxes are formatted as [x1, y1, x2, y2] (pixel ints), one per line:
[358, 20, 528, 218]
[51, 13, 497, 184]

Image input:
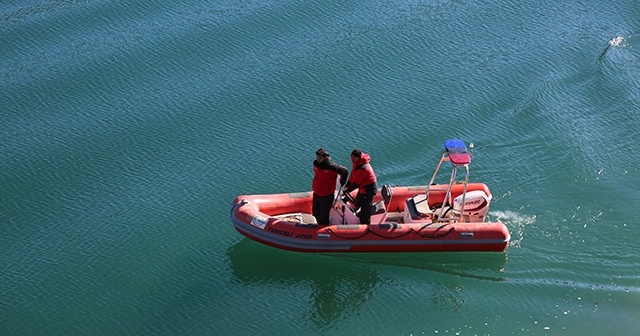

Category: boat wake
[598, 34, 639, 61]
[489, 210, 535, 249]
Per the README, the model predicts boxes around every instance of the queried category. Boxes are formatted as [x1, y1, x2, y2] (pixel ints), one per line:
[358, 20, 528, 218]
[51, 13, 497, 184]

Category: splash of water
[608, 36, 625, 47]
[598, 35, 637, 61]
[490, 210, 536, 249]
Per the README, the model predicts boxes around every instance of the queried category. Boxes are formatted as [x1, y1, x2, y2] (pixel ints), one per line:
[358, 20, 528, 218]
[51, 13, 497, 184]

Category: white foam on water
[490, 210, 536, 249]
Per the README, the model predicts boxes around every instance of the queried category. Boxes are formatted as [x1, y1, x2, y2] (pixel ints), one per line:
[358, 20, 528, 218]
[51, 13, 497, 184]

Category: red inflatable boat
[230, 140, 510, 253]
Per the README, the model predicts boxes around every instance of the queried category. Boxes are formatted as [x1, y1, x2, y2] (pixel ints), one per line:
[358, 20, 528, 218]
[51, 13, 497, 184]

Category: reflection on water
[227, 239, 379, 332]
[332, 251, 508, 282]
[431, 281, 467, 312]
[304, 268, 378, 330]
[228, 238, 509, 330]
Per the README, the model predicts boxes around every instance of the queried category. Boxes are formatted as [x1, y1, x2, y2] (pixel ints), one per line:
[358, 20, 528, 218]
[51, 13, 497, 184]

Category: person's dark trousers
[355, 193, 374, 224]
[312, 193, 334, 225]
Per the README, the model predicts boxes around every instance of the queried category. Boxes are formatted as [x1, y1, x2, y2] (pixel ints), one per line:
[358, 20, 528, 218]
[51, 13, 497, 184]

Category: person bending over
[344, 149, 378, 224]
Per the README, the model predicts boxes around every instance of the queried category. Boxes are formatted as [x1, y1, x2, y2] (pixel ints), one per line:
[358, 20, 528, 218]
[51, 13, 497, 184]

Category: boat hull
[230, 185, 510, 253]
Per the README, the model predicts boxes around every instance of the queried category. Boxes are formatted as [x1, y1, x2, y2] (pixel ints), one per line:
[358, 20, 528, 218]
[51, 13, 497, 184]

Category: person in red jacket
[344, 148, 378, 224]
[312, 148, 348, 225]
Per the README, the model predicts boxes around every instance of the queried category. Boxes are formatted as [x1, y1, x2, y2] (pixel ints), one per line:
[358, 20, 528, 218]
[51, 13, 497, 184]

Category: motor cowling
[453, 190, 492, 222]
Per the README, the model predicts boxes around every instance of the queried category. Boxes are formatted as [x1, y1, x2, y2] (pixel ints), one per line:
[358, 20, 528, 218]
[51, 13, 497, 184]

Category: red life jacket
[348, 154, 377, 195]
[312, 159, 345, 197]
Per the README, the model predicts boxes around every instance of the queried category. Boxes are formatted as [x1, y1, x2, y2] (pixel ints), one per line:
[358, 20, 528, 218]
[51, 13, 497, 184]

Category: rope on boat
[326, 225, 454, 240]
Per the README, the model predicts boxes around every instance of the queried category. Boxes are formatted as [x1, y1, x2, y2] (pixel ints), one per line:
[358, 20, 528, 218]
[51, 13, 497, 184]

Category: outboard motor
[452, 190, 492, 222]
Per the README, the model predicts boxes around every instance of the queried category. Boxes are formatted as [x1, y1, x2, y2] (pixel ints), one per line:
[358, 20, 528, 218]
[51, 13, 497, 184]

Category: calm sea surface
[2, 0, 639, 335]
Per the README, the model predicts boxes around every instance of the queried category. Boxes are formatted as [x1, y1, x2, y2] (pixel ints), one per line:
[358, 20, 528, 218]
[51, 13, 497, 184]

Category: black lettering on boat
[417, 227, 455, 238]
[267, 227, 293, 237]
[295, 233, 312, 239]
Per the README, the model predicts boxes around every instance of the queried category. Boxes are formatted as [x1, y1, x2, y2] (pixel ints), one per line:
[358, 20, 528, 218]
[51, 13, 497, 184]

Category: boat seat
[371, 184, 392, 215]
[406, 193, 432, 220]
[380, 184, 393, 206]
[433, 206, 455, 221]
[371, 200, 386, 215]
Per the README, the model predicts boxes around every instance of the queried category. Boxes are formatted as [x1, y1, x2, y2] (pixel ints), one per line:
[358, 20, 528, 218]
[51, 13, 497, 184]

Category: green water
[2, 0, 639, 335]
